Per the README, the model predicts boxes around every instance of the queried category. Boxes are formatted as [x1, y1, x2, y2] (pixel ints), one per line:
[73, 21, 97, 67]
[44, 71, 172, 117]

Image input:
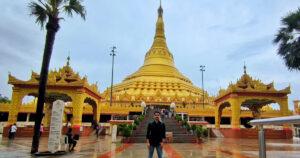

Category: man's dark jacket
[146, 120, 166, 146]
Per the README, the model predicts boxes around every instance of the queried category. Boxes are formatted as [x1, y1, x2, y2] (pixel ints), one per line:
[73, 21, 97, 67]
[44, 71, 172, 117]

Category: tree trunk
[31, 18, 59, 154]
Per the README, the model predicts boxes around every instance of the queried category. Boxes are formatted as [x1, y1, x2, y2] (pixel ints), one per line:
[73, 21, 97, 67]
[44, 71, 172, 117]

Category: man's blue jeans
[148, 144, 163, 158]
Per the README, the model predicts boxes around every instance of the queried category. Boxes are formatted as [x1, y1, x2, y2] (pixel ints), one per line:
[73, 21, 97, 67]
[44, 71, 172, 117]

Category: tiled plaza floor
[0, 134, 300, 158]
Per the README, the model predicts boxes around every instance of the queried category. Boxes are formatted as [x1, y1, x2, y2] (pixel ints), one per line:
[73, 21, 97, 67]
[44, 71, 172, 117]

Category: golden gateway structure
[0, 4, 293, 133]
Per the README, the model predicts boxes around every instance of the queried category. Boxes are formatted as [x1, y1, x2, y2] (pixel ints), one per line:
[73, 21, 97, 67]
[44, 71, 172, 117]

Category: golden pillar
[230, 99, 241, 129]
[8, 90, 24, 124]
[95, 102, 101, 123]
[278, 98, 289, 116]
[294, 100, 300, 115]
[214, 105, 221, 129]
[63, 110, 67, 124]
[278, 98, 290, 128]
[42, 103, 52, 127]
[71, 93, 84, 128]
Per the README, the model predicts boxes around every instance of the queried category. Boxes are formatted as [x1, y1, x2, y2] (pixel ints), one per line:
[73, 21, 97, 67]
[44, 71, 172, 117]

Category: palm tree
[28, 0, 86, 153]
[274, 8, 300, 71]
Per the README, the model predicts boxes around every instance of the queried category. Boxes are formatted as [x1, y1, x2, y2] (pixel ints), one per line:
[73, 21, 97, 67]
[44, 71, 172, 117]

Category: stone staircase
[129, 109, 197, 143]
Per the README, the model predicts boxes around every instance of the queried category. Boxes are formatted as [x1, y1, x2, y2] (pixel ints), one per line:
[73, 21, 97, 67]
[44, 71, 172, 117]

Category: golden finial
[67, 53, 70, 66]
[243, 61, 247, 74]
[158, 0, 163, 17]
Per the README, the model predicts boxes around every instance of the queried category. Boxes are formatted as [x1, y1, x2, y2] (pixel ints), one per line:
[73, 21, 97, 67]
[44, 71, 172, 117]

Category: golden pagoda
[0, 3, 294, 138]
[100, 4, 212, 113]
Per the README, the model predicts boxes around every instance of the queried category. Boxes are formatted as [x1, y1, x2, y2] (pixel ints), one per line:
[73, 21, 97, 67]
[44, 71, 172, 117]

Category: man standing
[146, 111, 166, 158]
[9, 123, 17, 139]
[39, 124, 44, 138]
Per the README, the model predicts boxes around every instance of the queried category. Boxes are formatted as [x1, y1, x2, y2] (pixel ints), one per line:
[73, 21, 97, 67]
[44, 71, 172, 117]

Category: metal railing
[249, 115, 300, 158]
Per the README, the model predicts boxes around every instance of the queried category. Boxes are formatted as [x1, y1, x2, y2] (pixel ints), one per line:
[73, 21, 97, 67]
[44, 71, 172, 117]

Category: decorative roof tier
[8, 56, 100, 96]
[103, 3, 212, 105]
[215, 65, 291, 101]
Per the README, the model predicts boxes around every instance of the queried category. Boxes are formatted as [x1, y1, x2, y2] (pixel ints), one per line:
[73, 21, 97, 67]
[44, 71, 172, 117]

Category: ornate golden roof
[8, 56, 100, 95]
[216, 65, 291, 99]
[104, 4, 212, 105]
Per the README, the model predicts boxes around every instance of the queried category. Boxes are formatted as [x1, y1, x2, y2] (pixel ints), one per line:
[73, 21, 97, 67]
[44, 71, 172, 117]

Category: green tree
[0, 94, 11, 103]
[28, 0, 86, 153]
[274, 8, 300, 71]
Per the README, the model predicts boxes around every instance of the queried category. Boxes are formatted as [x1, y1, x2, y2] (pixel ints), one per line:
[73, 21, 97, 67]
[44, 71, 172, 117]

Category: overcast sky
[0, 0, 300, 109]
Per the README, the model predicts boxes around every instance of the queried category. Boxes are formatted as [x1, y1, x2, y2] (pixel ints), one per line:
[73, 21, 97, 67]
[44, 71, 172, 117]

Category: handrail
[250, 115, 300, 125]
[249, 115, 299, 158]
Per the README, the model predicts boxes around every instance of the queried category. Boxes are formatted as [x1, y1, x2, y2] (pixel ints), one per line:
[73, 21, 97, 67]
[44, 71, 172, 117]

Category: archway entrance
[214, 67, 291, 129]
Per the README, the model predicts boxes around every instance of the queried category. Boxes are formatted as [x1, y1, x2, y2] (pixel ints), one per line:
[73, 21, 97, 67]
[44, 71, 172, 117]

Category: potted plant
[117, 124, 126, 136]
[175, 115, 183, 125]
[195, 126, 203, 143]
[132, 123, 137, 130]
[122, 125, 132, 143]
[202, 128, 208, 137]
[134, 119, 140, 125]
[186, 124, 192, 134]
[191, 124, 197, 134]
[138, 115, 145, 121]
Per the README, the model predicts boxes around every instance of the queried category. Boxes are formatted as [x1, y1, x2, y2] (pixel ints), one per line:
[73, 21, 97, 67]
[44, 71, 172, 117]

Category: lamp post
[110, 46, 116, 107]
[141, 101, 146, 115]
[200, 65, 205, 121]
[170, 102, 176, 117]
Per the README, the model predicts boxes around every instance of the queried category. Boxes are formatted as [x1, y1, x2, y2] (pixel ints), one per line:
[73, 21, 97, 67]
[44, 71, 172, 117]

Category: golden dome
[105, 4, 206, 104]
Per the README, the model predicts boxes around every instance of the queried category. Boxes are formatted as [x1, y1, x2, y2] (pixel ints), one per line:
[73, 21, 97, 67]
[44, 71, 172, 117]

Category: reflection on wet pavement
[1, 135, 300, 158]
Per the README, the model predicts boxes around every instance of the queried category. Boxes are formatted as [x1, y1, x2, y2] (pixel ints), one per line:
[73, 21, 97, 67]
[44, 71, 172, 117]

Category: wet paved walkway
[1, 135, 300, 158]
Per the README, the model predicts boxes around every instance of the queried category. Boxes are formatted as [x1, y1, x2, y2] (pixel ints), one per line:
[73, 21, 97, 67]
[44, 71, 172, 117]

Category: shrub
[117, 124, 127, 135]
[122, 125, 132, 138]
[134, 119, 140, 125]
[175, 115, 182, 121]
[132, 123, 137, 130]
[182, 120, 188, 127]
[191, 124, 197, 131]
[202, 128, 208, 137]
[195, 126, 203, 138]
[186, 124, 191, 131]
[128, 124, 133, 130]
[138, 115, 145, 121]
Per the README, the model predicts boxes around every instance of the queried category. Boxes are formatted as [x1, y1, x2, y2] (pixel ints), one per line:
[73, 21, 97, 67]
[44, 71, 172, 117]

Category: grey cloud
[208, 18, 258, 32]
[226, 35, 273, 60]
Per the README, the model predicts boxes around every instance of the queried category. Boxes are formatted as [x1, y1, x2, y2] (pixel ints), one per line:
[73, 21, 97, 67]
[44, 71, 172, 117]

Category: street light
[141, 101, 146, 115]
[200, 65, 205, 121]
[170, 102, 176, 116]
[170, 102, 176, 109]
[110, 46, 116, 106]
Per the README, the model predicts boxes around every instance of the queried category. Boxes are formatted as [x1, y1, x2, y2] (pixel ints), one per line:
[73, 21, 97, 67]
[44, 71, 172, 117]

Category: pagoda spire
[243, 62, 247, 74]
[143, 1, 174, 67]
[154, 0, 166, 40]
[158, 0, 163, 17]
[66, 54, 70, 67]
[122, 0, 193, 84]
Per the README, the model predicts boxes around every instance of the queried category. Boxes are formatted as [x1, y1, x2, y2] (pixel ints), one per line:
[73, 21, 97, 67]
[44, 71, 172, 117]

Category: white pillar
[26, 113, 30, 122]
[48, 100, 65, 153]
[111, 124, 118, 143]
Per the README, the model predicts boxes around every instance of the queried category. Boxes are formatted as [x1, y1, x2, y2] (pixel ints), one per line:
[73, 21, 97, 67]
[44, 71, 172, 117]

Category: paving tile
[1, 135, 300, 158]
